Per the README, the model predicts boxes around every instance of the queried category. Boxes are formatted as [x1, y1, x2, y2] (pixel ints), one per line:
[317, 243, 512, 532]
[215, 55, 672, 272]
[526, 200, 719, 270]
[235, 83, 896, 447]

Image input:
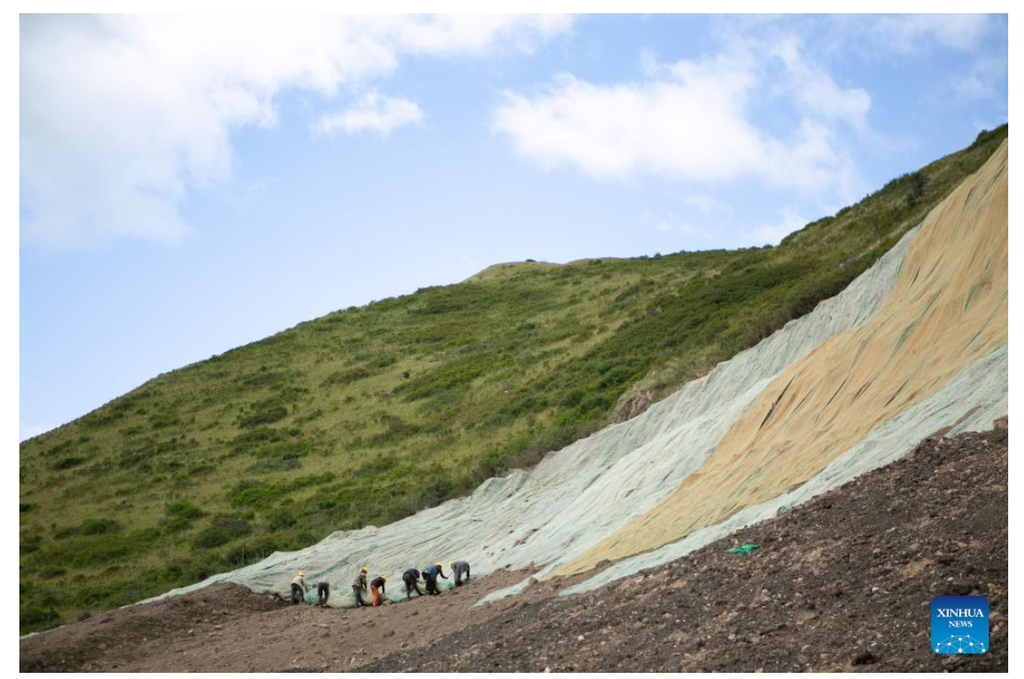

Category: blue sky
[19, 14, 1008, 439]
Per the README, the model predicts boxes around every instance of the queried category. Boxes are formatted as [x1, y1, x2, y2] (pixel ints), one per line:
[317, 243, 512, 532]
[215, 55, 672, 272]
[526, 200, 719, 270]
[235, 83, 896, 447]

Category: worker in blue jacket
[422, 562, 448, 595]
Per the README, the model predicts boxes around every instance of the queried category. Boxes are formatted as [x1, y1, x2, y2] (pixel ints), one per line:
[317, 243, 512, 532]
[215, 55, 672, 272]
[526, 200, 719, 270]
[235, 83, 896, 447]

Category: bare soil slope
[367, 427, 1008, 672]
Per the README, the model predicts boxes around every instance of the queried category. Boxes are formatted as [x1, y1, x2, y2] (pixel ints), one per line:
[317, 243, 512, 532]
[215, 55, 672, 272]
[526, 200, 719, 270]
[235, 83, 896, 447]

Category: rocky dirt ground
[21, 427, 1008, 672]
[19, 564, 596, 672]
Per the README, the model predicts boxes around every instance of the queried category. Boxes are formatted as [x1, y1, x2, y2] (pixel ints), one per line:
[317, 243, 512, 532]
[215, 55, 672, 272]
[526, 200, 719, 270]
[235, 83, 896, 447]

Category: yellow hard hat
[361, 566, 368, 573]
[382, 574, 388, 581]
[298, 571, 305, 577]
[436, 561, 442, 568]
[448, 561, 454, 568]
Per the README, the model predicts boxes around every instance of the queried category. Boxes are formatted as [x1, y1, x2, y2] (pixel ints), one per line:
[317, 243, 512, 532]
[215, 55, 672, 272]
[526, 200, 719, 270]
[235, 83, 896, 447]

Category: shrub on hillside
[193, 515, 252, 549]
[51, 456, 85, 471]
[237, 397, 289, 428]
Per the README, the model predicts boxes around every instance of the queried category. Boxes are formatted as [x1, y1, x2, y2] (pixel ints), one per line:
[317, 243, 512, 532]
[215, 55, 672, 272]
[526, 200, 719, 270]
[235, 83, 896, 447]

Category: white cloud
[493, 45, 863, 198]
[869, 14, 996, 53]
[20, 14, 573, 248]
[386, 13, 573, 55]
[313, 92, 423, 137]
[679, 194, 731, 215]
[950, 53, 1008, 104]
[770, 37, 871, 132]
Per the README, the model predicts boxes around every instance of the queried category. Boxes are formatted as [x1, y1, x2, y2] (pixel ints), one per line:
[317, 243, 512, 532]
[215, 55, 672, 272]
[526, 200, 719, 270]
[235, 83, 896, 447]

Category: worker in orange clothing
[370, 573, 387, 607]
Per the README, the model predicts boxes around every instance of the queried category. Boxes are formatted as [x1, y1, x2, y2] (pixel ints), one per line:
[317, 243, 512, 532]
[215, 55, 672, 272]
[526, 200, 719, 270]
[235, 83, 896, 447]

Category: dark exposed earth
[367, 427, 1009, 673]
[21, 427, 1008, 672]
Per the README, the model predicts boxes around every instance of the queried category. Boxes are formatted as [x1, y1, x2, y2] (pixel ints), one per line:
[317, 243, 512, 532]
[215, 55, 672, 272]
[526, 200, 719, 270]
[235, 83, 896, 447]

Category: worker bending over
[450, 560, 471, 586]
[290, 571, 309, 605]
[422, 562, 448, 595]
[352, 567, 369, 607]
[370, 574, 387, 607]
[316, 578, 330, 607]
[402, 568, 424, 599]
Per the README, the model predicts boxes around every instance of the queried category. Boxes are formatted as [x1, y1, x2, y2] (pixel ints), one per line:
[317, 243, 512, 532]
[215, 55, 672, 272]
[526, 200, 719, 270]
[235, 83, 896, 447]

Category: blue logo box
[931, 595, 989, 654]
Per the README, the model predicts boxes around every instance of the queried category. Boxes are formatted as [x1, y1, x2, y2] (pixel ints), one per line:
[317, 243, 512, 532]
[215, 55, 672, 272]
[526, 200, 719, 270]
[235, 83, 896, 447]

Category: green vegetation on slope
[19, 125, 1007, 634]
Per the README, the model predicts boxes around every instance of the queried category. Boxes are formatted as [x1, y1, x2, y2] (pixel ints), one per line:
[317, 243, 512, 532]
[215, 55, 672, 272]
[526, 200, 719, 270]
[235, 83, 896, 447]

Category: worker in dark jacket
[352, 567, 369, 607]
[316, 578, 331, 607]
[370, 574, 387, 607]
[422, 562, 448, 595]
[402, 568, 424, 599]
[290, 571, 309, 605]
[449, 560, 471, 586]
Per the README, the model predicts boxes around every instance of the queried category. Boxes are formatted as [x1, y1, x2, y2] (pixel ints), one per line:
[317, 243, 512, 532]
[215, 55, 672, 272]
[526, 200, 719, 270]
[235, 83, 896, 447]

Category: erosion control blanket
[143, 141, 1008, 610]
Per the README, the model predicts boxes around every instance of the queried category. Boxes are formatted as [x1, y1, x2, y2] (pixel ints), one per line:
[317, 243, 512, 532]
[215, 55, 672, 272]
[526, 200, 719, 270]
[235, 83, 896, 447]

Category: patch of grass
[33, 526, 163, 569]
[165, 500, 206, 520]
[322, 367, 372, 387]
[51, 456, 86, 471]
[194, 514, 252, 549]
[237, 396, 290, 428]
[20, 606, 62, 632]
[54, 517, 120, 538]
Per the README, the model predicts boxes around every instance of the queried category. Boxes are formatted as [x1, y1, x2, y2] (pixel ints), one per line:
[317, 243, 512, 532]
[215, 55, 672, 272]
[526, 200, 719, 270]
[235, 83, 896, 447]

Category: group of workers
[289, 559, 471, 608]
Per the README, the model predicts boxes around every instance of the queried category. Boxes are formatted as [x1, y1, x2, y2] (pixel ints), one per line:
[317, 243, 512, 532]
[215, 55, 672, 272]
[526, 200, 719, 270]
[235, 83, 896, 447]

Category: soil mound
[20, 583, 283, 672]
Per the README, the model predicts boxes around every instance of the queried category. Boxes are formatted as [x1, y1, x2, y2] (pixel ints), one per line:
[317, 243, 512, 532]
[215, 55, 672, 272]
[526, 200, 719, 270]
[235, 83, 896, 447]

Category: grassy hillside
[19, 126, 1007, 634]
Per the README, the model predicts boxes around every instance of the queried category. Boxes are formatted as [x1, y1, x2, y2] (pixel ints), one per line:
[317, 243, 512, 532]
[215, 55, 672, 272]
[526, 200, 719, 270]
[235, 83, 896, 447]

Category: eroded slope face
[144, 141, 1007, 611]
[563, 140, 1008, 575]
[141, 200, 918, 605]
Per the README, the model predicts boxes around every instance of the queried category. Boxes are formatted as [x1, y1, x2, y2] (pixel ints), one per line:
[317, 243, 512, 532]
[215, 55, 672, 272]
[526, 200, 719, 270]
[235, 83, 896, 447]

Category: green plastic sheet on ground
[728, 544, 759, 556]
